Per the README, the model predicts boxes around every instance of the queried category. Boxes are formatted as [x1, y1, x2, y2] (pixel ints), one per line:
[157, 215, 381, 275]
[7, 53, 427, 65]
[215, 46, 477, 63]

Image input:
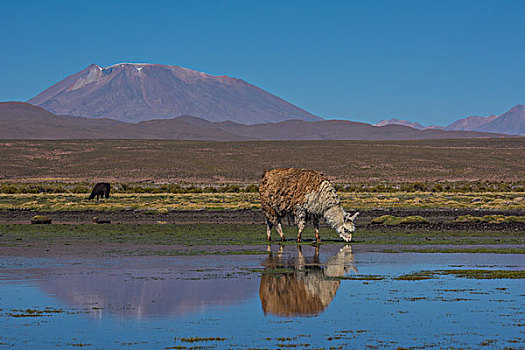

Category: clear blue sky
[1, 0, 524, 125]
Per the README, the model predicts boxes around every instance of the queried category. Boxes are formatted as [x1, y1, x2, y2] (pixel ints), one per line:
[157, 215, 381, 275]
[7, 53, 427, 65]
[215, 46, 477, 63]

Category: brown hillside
[0, 102, 509, 140]
[0, 102, 146, 139]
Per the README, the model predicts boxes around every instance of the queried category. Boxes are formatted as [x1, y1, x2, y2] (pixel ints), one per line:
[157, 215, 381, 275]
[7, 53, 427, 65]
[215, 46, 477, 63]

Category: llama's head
[337, 212, 359, 242]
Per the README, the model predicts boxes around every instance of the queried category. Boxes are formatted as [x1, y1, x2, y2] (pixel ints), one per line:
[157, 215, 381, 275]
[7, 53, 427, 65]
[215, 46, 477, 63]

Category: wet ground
[2, 208, 525, 227]
[0, 245, 523, 349]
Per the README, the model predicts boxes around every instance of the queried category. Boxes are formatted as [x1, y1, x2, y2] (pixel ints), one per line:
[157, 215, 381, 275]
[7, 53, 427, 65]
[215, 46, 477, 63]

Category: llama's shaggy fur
[259, 168, 358, 242]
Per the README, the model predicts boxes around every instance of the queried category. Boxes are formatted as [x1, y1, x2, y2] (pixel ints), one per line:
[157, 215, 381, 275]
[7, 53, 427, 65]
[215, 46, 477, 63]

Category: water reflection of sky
[0, 247, 523, 349]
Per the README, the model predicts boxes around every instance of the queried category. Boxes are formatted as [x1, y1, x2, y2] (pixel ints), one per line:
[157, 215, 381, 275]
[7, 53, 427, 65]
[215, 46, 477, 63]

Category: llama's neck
[323, 205, 346, 231]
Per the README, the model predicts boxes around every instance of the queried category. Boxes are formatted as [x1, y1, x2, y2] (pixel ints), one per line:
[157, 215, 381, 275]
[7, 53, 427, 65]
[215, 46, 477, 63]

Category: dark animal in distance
[88, 183, 111, 201]
[259, 168, 359, 242]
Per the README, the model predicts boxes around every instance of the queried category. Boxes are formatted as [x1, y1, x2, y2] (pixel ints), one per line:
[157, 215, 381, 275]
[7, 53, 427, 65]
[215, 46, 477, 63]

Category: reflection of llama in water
[259, 245, 357, 317]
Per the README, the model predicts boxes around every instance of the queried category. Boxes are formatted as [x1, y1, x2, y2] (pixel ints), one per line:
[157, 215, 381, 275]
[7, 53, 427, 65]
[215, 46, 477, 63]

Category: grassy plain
[0, 138, 524, 183]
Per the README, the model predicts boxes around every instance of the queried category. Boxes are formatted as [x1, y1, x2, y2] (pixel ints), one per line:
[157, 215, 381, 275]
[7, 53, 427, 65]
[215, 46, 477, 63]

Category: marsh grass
[382, 247, 525, 254]
[0, 224, 522, 248]
[371, 215, 430, 225]
[395, 269, 525, 281]
[0, 191, 524, 212]
[394, 271, 435, 281]
[455, 215, 525, 224]
[326, 275, 385, 281]
[178, 337, 226, 343]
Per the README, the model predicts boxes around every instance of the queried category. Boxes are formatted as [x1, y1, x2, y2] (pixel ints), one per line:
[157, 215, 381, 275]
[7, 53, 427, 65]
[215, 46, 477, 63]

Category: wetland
[0, 244, 523, 349]
[0, 220, 523, 349]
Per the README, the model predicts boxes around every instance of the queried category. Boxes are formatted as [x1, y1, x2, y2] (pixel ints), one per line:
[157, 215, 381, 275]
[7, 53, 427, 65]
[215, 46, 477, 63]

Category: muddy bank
[0, 208, 264, 225]
[1, 208, 524, 231]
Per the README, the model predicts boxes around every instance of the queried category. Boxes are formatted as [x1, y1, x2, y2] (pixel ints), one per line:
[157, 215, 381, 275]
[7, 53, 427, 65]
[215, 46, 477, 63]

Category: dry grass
[0, 191, 523, 212]
[338, 192, 525, 210]
[454, 215, 525, 224]
[0, 139, 524, 183]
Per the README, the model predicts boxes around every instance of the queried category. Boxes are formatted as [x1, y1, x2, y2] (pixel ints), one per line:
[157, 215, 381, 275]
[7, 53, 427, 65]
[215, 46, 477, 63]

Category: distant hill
[0, 102, 145, 139]
[373, 105, 525, 136]
[444, 105, 525, 136]
[0, 102, 509, 140]
[28, 63, 321, 124]
[0, 102, 246, 141]
[445, 115, 498, 131]
[475, 105, 525, 135]
[375, 118, 425, 130]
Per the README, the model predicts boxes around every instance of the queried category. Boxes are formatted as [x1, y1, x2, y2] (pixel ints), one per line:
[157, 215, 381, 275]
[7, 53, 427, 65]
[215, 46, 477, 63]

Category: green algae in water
[396, 269, 525, 281]
[439, 269, 525, 279]
[177, 337, 226, 343]
[325, 275, 385, 281]
[381, 247, 525, 254]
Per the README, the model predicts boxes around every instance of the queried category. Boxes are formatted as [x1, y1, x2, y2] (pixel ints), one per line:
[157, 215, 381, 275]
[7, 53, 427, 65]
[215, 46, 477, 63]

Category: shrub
[0, 184, 19, 194]
[245, 184, 259, 193]
[70, 185, 89, 193]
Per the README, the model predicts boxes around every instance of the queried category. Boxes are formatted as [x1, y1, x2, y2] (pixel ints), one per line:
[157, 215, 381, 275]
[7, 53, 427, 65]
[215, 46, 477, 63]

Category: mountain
[0, 102, 509, 140]
[475, 105, 525, 136]
[425, 125, 445, 130]
[442, 105, 525, 135]
[445, 114, 498, 131]
[28, 63, 321, 124]
[375, 118, 425, 130]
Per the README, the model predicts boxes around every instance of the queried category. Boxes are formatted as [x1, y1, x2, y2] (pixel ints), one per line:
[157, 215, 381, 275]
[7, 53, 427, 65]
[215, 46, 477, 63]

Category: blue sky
[1, 0, 524, 125]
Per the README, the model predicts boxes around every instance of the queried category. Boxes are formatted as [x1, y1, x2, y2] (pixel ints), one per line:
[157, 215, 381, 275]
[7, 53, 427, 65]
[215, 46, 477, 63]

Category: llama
[259, 168, 358, 242]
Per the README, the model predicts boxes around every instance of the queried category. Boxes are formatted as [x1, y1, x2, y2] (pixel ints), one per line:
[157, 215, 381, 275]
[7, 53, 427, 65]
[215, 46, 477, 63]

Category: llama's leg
[313, 218, 321, 243]
[266, 219, 273, 241]
[296, 220, 305, 242]
[276, 220, 285, 241]
[295, 210, 306, 242]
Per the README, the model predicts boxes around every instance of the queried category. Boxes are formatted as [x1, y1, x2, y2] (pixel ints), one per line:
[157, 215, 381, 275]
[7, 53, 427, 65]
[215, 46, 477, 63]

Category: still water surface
[0, 245, 523, 349]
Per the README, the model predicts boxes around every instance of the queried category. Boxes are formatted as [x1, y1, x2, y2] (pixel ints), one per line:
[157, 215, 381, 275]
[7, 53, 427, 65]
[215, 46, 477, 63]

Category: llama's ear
[349, 212, 359, 221]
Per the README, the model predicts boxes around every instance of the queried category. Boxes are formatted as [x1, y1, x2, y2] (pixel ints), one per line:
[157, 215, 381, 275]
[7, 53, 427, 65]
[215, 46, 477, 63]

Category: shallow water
[0, 246, 523, 349]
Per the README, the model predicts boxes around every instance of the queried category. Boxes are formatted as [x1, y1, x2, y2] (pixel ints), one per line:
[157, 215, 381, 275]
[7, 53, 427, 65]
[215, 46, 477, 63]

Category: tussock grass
[454, 215, 525, 224]
[371, 215, 430, 225]
[1, 191, 524, 212]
